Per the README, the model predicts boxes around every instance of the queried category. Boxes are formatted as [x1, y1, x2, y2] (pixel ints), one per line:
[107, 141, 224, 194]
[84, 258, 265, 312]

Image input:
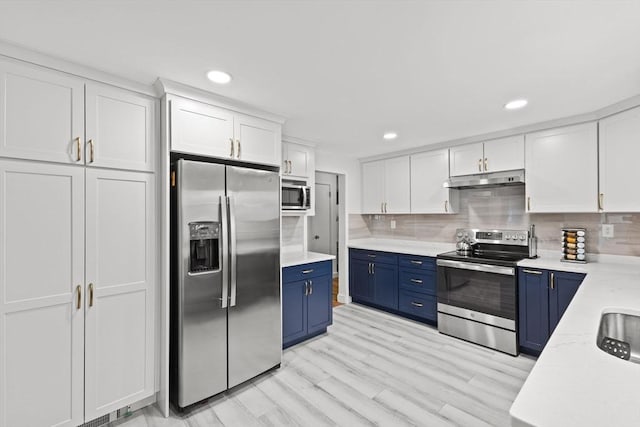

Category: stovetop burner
[437, 250, 528, 267]
[438, 227, 537, 266]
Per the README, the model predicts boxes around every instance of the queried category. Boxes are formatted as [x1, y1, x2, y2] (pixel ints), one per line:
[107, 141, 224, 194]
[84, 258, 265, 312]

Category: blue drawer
[350, 248, 398, 265]
[399, 269, 436, 295]
[283, 260, 332, 283]
[398, 289, 437, 321]
[398, 255, 436, 271]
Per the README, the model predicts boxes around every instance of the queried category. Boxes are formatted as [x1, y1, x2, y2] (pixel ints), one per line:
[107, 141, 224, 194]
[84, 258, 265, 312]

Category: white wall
[315, 148, 361, 214]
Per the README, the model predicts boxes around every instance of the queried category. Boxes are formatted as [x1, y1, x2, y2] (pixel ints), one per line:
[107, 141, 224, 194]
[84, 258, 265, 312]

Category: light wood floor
[114, 304, 535, 427]
[332, 278, 342, 307]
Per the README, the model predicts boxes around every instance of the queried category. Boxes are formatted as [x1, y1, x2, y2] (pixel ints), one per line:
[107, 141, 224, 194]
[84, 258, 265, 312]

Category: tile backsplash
[352, 186, 640, 257]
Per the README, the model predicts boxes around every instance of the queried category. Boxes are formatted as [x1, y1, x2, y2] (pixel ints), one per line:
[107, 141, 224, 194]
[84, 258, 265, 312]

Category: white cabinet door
[85, 83, 156, 172]
[525, 123, 598, 213]
[599, 107, 640, 212]
[170, 96, 234, 158]
[283, 142, 312, 178]
[362, 160, 385, 213]
[385, 156, 411, 213]
[234, 113, 281, 166]
[483, 135, 524, 172]
[84, 169, 155, 420]
[0, 160, 84, 427]
[0, 59, 84, 165]
[449, 142, 484, 176]
[411, 149, 456, 213]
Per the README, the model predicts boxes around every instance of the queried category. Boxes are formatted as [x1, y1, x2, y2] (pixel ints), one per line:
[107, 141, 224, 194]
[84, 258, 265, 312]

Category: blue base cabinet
[518, 268, 585, 354]
[349, 249, 437, 324]
[282, 260, 332, 348]
[349, 249, 398, 311]
[397, 254, 437, 322]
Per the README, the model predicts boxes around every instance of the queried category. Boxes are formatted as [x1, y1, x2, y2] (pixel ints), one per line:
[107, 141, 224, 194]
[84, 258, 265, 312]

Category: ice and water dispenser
[188, 221, 220, 273]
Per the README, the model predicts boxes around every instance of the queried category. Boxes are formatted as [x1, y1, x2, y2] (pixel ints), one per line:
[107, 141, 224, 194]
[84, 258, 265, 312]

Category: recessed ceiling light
[206, 70, 232, 84]
[504, 99, 528, 110]
[383, 132, 398, 140]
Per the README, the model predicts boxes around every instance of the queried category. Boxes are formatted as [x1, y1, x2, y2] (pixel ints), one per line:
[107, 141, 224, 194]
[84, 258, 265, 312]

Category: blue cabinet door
[350, 258, 373, 303]
[518, 268, 550, 353]
[282, 279, 307, 346]
[372, 262, 398, 310]
[549, 271, 585, 334]
[307, 273, 332, 336]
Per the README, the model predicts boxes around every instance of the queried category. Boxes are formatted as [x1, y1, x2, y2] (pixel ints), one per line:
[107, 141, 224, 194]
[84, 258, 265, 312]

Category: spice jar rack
[561, 228, 586, 263]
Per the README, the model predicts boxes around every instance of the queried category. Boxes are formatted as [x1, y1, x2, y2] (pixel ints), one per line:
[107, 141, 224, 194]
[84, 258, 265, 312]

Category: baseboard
[337, 293, 352, 303]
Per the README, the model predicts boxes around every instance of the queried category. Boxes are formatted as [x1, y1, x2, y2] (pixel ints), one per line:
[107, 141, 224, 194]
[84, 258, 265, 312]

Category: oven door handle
[436, 259, 515, 276]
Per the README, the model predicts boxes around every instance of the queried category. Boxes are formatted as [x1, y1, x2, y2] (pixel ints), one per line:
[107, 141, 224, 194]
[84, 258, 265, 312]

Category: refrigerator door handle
[228, 195, 238, 307]
[220, 196, 229, 308]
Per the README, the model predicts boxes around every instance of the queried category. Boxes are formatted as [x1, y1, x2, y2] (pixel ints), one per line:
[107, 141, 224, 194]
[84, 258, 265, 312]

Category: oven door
[436, 259, 516, 322]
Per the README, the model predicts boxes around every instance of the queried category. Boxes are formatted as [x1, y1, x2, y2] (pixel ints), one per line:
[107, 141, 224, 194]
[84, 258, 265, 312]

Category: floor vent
[79, 414, 110, 427]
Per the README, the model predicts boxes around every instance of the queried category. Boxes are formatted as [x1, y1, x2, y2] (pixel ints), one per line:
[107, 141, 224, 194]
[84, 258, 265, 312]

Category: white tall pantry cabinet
[0, 57, 157, 427]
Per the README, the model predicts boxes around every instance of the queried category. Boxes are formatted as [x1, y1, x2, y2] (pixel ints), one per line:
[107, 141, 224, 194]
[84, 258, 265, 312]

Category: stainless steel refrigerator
[170, 159, 281, 409]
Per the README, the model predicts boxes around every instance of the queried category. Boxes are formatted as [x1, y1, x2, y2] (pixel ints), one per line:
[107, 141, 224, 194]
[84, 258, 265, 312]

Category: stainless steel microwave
[282, 180, 311, 210]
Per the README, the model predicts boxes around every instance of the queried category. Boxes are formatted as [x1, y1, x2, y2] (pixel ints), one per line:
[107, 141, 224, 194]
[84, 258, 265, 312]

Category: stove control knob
[519, 234, 526, 241]
[457, 232, 463, 238]
[505, 234, 511, 240]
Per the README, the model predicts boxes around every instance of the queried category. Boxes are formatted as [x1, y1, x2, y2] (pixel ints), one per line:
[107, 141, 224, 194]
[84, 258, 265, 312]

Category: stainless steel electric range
[436, 227, 537, 356]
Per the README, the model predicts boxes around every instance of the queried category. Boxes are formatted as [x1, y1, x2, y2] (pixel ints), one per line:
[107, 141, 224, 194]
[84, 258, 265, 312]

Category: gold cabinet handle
[88, 139, 94, 163]
[444, 200, 448, 213]
[308, 279, 313, 295]
[76, 285, 82, 310]
[410, 278, 423, 284]
[381, 202, 384, 213]
[236, 139, 241, 159]
[484, 157, 488, 171]
[599, 193, 604, 211]
[229, 138, 234, 157]
[478, 159, 482, 172]
[75, 137, 82, 162]
[288, 160, 292, 174]
[411, 301, 424, 307]
[88, 283, 94, 307]
[368, 262, 372, 274]
[550, 272, 555, 290]
[384, 202, 388, 213]
[522, 269, 542, 275]
[527, 196, 531, 211]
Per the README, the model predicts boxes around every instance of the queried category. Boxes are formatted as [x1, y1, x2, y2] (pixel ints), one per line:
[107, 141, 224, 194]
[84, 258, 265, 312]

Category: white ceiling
[0, 0, 639, 157]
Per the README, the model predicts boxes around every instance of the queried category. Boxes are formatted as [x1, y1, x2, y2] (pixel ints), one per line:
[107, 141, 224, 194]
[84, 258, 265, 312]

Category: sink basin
[597, 309, 640, 363]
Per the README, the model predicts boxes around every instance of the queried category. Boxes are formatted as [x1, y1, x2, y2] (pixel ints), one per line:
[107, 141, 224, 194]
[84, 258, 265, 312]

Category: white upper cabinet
[170, 95, 281, 166]
[525, 122, 598, 213]
[599, 107, 640, 212]
[234, 113, 281, 166]
[450, 142, 484, 176]
[483, 135, 525, 172]
[385, 156, 411, 214]
[0, 59, 154, 172]
[411, 149, 457, 214]
[0, 59, 84, 165]
[362, 160, 385, 214]
[362, 156, 410, 214]
[85, 83, 155, 172]
[170, 96, 234, 159]
[282, 141, 313, 179]
[450, 136, 524, 176]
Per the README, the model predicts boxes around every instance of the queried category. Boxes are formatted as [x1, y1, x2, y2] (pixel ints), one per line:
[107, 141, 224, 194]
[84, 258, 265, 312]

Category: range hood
[444, 170, 525, 189]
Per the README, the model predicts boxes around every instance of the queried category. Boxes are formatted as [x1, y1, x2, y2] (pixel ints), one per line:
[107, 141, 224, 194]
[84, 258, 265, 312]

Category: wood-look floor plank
[116, 304, 534, 427]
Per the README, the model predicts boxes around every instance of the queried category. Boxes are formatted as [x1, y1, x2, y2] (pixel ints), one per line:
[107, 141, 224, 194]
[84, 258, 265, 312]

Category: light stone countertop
[511, 251, 640, 427]
[348, 239, 640, 426]
[281, 251, 335, 268]
[348, 238, 456, 257]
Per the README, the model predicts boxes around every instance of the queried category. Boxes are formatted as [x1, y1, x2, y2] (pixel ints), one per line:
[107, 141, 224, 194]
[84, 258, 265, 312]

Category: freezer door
[227, 166, 281, 388]
[175, 160, 228, 407]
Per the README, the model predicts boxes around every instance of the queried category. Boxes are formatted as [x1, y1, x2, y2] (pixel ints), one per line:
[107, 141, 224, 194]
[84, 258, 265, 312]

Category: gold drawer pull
[410, 260, 423, 265]
[411, 301, 423, 307]
[410, 279, 423, 284]
[302, 269, 314, 274]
